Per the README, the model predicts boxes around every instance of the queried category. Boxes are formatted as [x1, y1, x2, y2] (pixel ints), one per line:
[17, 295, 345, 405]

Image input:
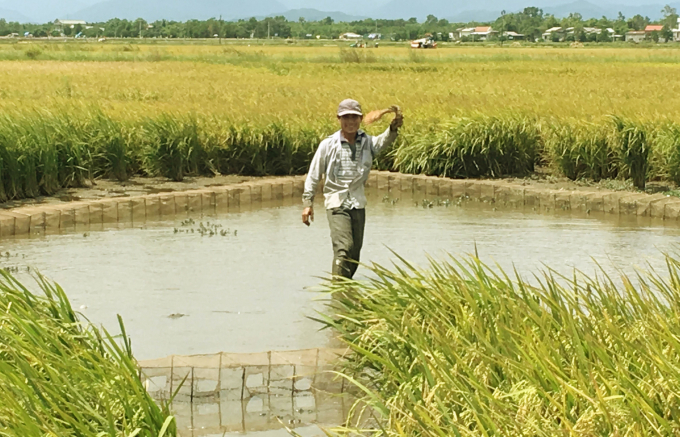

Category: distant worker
[301, 99, 403, 279]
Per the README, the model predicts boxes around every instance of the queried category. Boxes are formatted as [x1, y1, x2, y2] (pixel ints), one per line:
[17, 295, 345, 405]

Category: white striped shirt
[337, 132, 365, 209]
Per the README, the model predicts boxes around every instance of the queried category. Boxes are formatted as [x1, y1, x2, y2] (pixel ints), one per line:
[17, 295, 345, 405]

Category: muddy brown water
[1, 190, 679, 361]
[2, 189, 680, 436]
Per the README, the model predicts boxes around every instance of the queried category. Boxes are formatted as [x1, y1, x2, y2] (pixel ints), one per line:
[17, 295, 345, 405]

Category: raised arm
[370, 113, 403, 156]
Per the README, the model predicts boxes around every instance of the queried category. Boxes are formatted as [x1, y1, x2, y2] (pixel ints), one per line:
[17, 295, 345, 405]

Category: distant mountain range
[273, 8, 366, 22]
[72, 0, 288, 22]
[0, 0, 678, 24]
[0, 6, 31, 22]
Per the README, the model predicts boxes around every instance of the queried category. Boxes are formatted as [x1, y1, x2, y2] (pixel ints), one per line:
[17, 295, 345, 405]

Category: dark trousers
[327, 207, 366, 279]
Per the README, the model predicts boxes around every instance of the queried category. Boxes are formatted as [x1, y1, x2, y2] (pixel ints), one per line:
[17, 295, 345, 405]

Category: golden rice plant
[0, 271, 176, 436]
[545, 120, 617, 181]
[394, 115, 540, 178]
[320, 253, 680, 436]
[612, 116, 650, 190]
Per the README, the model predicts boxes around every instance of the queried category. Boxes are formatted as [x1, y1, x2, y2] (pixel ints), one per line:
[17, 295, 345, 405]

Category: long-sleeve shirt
[302, 127, 398, 210]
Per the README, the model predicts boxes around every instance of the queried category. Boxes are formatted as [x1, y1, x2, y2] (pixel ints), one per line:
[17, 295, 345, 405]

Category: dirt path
[0, 169, 675, 212]
[0, 174, 258, 210]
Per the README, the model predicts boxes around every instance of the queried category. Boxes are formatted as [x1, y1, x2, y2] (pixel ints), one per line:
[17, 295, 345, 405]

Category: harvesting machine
[410, 36, 437, 48]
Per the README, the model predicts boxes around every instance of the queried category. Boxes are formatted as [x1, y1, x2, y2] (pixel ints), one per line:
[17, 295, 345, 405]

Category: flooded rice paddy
[3, 189, 680, 435]
[1, 190, 679, 361]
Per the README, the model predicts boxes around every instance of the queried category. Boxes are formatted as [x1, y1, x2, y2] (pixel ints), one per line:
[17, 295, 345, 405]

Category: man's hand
[390, 112, 404, 131]
[302, 206, 314, 226]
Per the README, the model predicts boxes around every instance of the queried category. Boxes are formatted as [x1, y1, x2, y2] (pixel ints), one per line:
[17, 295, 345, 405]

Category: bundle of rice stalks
[363, 105, 401, 126]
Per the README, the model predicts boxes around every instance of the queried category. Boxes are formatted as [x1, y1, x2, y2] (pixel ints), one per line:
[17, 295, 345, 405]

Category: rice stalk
[394, 115, 540, 178]
[612, 116, 649, 190]
[320, 254, 680, 436]
[545, 121, 617, 181]
[0, 271, 176, 436]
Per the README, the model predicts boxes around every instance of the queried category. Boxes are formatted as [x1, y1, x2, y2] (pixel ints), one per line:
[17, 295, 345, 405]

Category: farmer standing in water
[302, 99, 403, 279]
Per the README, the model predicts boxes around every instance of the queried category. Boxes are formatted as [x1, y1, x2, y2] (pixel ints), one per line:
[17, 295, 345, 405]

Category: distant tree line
[0, 5, 677, 41]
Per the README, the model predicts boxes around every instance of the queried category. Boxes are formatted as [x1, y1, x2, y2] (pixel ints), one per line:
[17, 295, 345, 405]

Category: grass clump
[394, 115, 540, 178]
[545, 121, 616, 181]
[142, 114, 202, 181]
[321, 254, 680, 436]
[613, 117, 650, 190]
[0, 271, 175, 436]
[651, 122, 680, 185]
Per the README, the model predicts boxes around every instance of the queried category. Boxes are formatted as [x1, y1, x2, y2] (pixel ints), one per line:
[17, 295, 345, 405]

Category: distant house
[367, 33, 381, 40]
[644, 24, 666, 42]
[542, 26, 565, 41]
[625, 30, 646, 43]
[564, 27, 617, 40]
[674, 18, 680, 41]
[503, 31, 525, 40]
[54, 19, 87, 31]
[470, 26, 497, 40]
[339, 32, 362, 40]
[453, 26, 497, 40]
[627, 25, 667, 43]
[455, 27, 475, 39]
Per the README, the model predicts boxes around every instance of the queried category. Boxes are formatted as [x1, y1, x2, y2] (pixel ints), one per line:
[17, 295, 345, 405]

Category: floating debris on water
[175, 219, 237, 238]
[167, 313, 187, 319]
[382, 195, 400, 205]
[418, 198, 453, 209]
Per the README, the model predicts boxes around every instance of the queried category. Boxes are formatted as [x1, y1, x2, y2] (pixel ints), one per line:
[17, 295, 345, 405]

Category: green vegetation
[0, 5, 678, 42]
[544, 117, 657, 189]
[2, 111, 680, 201]
[0, 271, 175, 436]
[393, 116, 540, 178]
[320, 254, 680, 436]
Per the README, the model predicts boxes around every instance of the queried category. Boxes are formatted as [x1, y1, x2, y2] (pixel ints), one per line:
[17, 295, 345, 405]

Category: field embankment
[321, 254, 680, 435]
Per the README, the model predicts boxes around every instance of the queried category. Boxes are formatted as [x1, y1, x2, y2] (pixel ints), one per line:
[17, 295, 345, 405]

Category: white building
[453, 26, 497, 41]
[625, 30, 646, 43]
[457, 27, 476, 39]
[470, 26, 497, 40]
[54, 19, 87, 30]
[542, 26, 565, 41]
[339, 32, 362, 40]
[673, 17, 680, 42]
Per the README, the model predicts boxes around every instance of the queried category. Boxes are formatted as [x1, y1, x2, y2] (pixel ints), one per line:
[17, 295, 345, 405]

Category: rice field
[2, 107, 680, 202]
[2, 44, 680, 122]
[320, 254, 680, 436]
[0, 43, 678, 201]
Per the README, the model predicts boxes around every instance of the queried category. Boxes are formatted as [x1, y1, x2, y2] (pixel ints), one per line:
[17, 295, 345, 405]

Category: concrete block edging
[0, 172, 677, 238]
